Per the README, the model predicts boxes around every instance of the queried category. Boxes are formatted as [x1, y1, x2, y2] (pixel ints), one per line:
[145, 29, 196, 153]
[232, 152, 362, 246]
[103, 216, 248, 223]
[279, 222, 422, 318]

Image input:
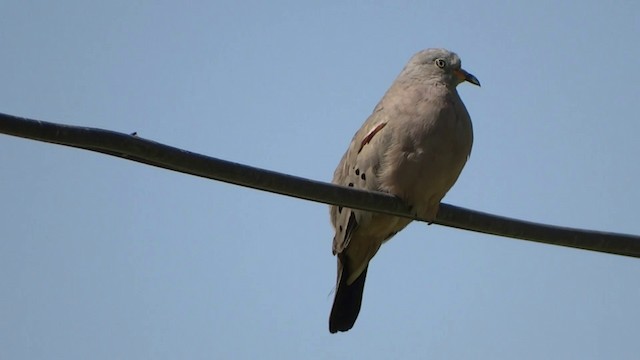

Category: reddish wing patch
[358, 122, 387, 154]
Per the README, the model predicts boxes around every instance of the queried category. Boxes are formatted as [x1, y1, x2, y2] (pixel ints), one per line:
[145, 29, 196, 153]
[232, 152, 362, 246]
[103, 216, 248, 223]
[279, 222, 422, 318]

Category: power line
[1, 111, 639, 258]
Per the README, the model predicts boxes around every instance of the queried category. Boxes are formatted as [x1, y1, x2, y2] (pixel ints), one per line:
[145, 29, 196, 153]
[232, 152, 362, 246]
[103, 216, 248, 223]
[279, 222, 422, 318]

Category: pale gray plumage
[329, 48, 479, 333]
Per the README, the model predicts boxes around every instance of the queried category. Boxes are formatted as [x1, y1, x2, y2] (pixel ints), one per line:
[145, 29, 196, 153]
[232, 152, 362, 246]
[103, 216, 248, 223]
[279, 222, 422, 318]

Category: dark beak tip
[466, 74, 481, 87]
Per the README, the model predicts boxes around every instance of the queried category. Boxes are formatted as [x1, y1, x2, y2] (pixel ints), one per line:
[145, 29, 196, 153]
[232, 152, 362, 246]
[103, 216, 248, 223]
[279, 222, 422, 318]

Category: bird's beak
[455, 69, 481, 87]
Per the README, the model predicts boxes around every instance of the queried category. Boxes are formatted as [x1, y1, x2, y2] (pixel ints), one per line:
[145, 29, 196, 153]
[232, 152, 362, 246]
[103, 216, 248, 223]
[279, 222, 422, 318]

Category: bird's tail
[329, 264, 368, 333]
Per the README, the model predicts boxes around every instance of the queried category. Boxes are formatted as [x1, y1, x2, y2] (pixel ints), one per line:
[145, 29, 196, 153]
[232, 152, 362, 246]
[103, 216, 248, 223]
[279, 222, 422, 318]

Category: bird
[329, 48, 480, 333]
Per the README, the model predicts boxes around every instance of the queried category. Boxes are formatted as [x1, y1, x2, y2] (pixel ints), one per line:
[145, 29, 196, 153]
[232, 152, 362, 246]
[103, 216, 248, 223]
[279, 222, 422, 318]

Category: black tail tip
[328, 266, 368, 334]
[329, 319, 354, 334]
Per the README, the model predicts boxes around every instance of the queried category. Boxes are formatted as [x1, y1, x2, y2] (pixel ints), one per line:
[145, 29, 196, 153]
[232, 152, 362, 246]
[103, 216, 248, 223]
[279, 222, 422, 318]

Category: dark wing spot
[360, 173, 366, 181]
[348, 183, 354, 187]
[339, 225, 343, 232]
[355, 169, 360, 175]
[338, 206, 343, 214]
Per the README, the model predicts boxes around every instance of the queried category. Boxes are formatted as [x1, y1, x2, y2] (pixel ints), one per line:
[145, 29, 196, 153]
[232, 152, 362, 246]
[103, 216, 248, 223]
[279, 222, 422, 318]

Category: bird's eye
[434, 59, 446, 68]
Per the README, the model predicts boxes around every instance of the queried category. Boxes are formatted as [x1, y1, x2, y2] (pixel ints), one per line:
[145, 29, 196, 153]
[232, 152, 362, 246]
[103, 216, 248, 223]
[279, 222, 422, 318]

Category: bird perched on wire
[329, 48, 480, 333]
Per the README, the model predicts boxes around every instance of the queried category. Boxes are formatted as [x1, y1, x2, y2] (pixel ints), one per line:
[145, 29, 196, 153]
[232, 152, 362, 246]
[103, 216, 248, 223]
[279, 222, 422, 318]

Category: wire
[1, 111, 639, 258]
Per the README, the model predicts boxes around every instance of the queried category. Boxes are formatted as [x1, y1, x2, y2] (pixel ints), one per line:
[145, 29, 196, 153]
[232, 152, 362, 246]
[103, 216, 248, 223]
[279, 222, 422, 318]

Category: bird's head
[403, 48, 480, 88]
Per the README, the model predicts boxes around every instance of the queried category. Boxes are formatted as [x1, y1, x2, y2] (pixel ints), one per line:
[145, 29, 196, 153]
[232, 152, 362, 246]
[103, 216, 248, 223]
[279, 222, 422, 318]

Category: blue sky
[1, 1, 639, 359]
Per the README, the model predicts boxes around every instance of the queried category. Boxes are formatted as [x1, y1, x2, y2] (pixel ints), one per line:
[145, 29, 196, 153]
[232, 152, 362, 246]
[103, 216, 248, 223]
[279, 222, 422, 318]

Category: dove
[329, 48, 479, 333]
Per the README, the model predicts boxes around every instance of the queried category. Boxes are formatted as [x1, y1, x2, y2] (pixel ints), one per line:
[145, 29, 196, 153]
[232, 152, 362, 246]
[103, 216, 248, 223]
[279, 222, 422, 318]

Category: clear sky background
[1, 1, 639, 359]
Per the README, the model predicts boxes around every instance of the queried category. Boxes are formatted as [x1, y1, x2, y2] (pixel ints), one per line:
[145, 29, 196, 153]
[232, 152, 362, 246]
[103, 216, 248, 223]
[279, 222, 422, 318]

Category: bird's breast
[378, 92, 473, 211]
